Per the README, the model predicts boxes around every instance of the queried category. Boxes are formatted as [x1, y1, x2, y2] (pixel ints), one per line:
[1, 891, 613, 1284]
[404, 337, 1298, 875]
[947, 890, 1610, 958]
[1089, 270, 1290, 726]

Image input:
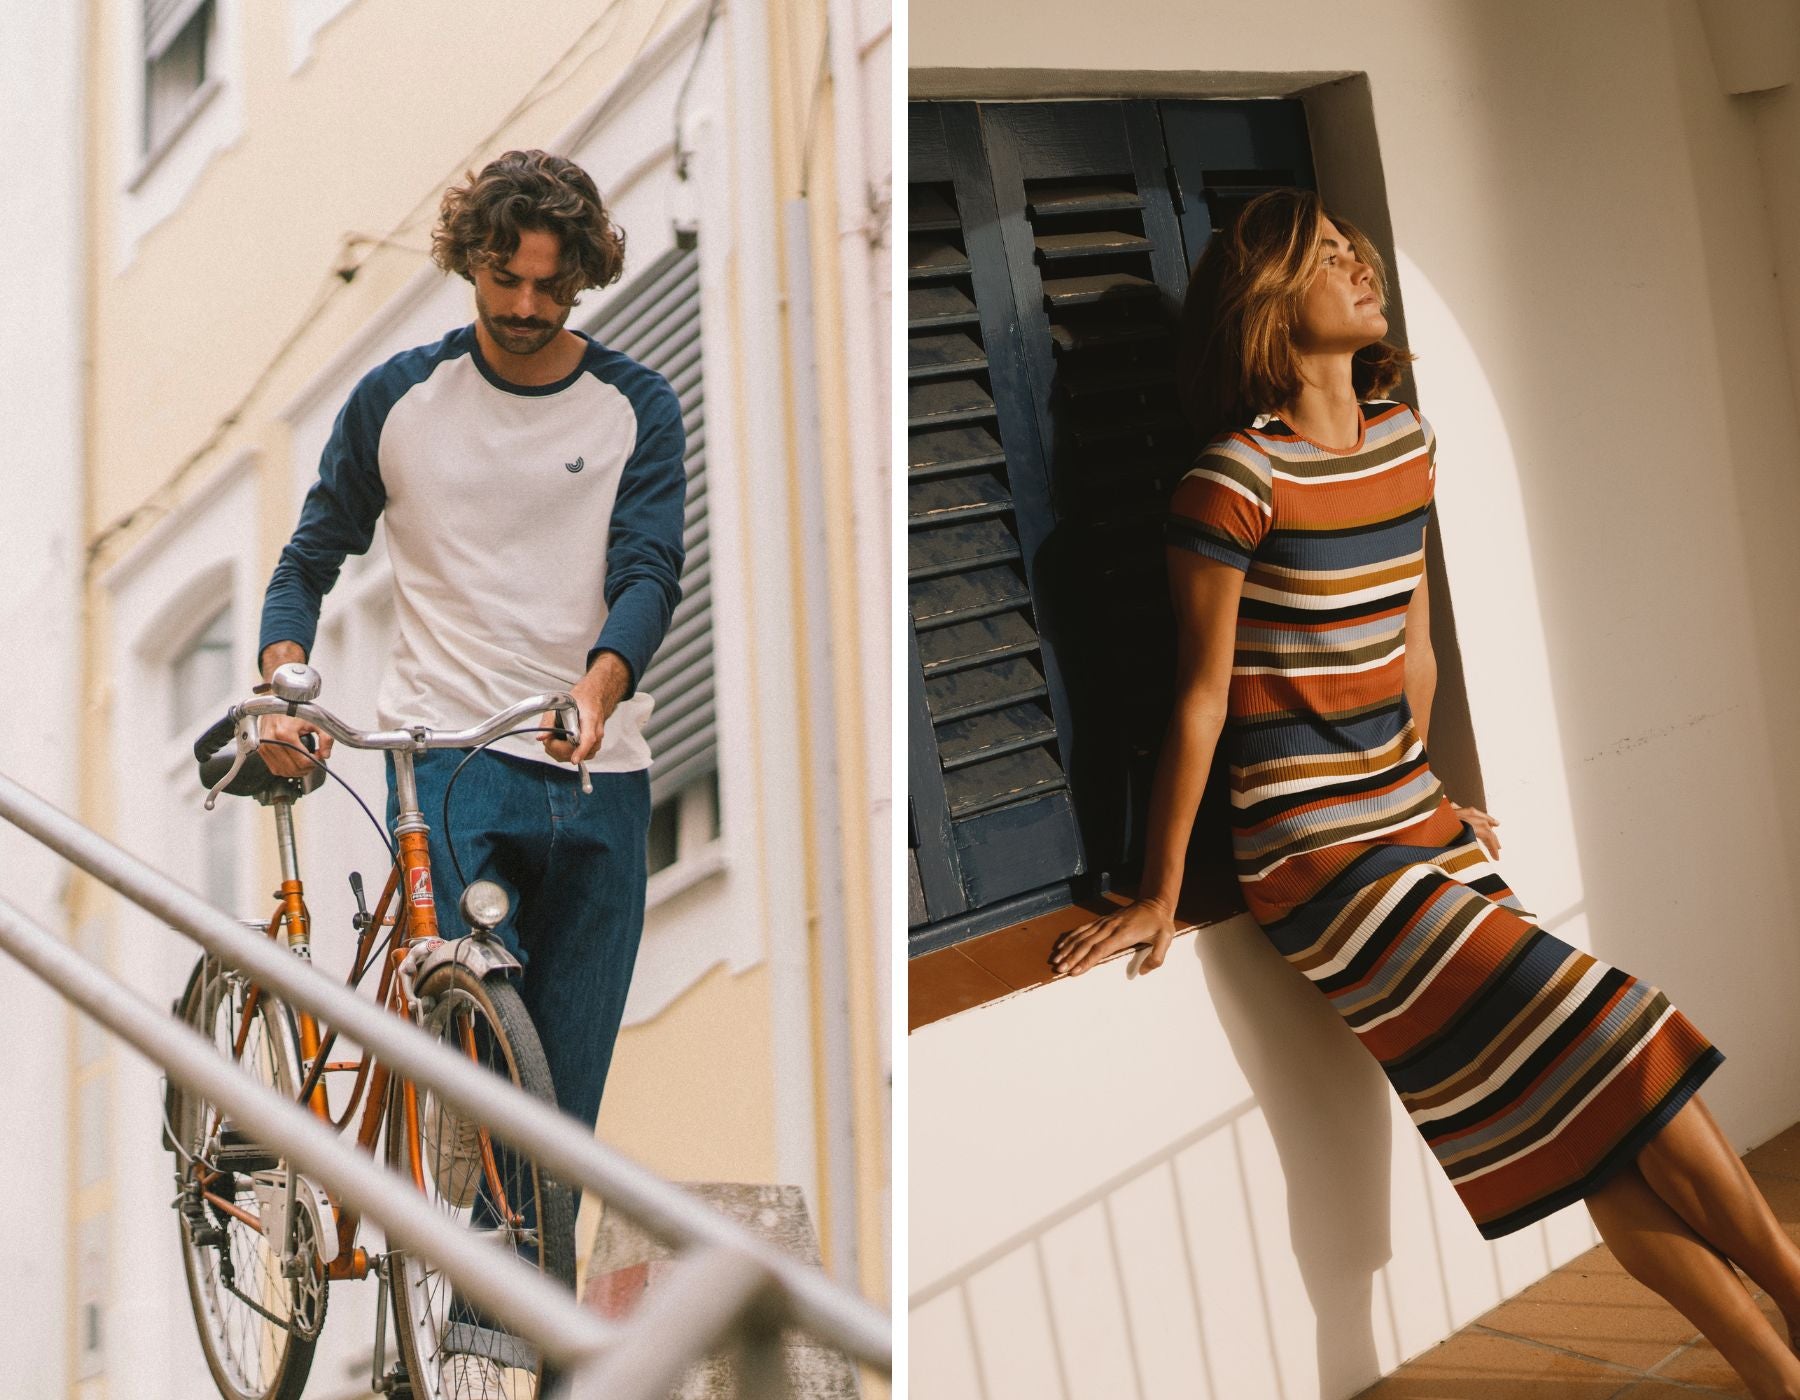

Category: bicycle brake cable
[258, 739, 403, 985]
[439, 724, 573, 891]
[257, 739, 398, 863]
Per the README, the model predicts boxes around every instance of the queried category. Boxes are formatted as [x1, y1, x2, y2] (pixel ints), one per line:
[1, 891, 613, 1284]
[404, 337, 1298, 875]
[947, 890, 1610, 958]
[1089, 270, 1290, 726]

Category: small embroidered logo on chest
[565, 455, 585, 474]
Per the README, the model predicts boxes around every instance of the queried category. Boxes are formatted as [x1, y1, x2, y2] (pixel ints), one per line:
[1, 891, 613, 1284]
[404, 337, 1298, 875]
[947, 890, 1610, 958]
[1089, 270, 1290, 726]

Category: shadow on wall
[1197, 921, 1394, 1398]
[912, 1093, 1263, 1400]
[1416, 0, 1800, 1127]
[913, 925, 1423, 1400]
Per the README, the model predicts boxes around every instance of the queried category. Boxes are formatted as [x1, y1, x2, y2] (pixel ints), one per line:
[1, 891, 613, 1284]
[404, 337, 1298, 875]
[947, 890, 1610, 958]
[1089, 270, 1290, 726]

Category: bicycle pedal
[178, 1195, 227, 1248]
[214, 1121, 281, 1173]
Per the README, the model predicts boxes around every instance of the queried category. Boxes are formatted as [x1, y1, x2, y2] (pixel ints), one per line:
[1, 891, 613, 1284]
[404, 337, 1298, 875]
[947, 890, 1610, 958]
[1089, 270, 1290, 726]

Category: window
[142, 0, 215, 155]
[907, 98, 1317, 953]
[581, 246, 721, 890]
[168, 602, 231, 736]
[168, 601, 238, 911]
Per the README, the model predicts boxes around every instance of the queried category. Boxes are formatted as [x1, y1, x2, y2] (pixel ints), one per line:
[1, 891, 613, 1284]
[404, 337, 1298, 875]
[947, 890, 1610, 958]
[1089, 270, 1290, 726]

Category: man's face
[471, 228, 574, 357]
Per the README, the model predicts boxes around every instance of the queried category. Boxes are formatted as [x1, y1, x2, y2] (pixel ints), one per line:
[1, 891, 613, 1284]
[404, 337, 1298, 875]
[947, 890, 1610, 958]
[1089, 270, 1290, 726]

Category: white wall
[910, 1, 1800, 1395]
[0, 1, 83, 1395]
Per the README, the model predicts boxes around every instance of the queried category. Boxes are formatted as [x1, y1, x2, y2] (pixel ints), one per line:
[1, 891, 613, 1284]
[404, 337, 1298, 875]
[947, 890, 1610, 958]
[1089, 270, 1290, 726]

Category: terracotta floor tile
[1475, 1245, 1698, 1371]
[1749, 1168, 1800, 1230]
[1351, 1328, 1638, 1399]
[907, 947, 1011, 1031]
[1610, 1384, 1744, 1399]
[1743, 1123, 1800, 1181]
[1651, 1293, 1780, 1395]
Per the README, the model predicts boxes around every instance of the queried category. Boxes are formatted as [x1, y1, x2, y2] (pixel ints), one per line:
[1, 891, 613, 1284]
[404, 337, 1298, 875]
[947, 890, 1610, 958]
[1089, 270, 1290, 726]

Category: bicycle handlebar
[197, 668, 589, 810]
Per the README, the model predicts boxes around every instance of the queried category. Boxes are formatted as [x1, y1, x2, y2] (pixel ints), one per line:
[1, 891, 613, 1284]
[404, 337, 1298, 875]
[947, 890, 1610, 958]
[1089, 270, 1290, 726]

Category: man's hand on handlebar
[540, 651, 630, 765]
[259, 711, 332, 778]
[256, 640, 330, 777]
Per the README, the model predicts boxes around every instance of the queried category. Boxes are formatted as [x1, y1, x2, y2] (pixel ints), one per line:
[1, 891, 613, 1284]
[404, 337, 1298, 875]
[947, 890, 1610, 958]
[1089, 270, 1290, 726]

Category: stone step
[583, 1183, 862, 1399]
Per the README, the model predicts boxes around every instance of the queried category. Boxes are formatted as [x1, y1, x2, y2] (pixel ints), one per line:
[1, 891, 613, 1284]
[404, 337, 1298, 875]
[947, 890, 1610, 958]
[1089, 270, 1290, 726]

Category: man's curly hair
[432, 149, 626, 306]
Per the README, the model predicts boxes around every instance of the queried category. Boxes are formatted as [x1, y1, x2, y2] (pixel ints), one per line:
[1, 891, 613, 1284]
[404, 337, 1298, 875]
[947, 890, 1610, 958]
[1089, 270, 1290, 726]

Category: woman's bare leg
[1636, 1096, 1800, 1342]
[1586, 1161, 1800, 1399]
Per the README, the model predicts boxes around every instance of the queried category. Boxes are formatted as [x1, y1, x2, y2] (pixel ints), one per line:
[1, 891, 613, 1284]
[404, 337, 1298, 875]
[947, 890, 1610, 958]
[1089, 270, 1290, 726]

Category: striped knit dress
[1166, 399, 1722, 1239]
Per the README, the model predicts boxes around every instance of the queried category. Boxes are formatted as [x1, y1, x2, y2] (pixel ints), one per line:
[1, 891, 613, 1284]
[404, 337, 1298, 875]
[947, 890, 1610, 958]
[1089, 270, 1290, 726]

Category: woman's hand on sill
[1454, 803, 1502, 859]
[1051, 898, 1177, 978]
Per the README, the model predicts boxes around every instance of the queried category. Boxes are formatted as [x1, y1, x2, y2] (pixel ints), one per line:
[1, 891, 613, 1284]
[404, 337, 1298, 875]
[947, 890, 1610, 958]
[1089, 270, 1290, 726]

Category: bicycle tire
[386, 961, 577, 1400]
[171, 955, 327, 1400]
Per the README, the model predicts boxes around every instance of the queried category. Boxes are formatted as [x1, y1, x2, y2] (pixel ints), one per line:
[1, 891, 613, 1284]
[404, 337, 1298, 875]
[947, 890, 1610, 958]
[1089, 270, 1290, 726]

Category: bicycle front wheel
[170, 955, 326, 1400]
[387, 960, 576, 1400]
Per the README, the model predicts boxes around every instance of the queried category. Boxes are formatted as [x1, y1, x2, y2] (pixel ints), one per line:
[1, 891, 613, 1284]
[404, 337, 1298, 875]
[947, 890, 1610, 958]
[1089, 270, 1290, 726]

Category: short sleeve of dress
[1165, 433, 1274, 573]
[1416, 407, 1437, 487]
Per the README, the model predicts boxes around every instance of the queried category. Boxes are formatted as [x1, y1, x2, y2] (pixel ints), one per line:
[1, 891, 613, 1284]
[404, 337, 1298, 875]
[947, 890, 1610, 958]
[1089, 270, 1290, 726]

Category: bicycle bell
[460, 880, 510, 938]
[271, 662, 323, 705]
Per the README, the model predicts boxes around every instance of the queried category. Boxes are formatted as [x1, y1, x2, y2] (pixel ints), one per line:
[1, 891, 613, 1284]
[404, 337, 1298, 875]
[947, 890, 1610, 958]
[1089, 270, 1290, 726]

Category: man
[258, 147, 684, 1167]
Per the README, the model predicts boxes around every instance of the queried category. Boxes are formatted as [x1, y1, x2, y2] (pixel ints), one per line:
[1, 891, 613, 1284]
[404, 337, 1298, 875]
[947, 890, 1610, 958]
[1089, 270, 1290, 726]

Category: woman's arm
[1403, 541, 1502, 856]
[1404, 542, 1437, 746]
[1051, 548, 1243, 976]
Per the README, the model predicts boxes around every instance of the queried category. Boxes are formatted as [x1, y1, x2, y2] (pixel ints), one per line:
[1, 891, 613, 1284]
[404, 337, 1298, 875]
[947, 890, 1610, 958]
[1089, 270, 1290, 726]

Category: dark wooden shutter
[1159, 101, 1318, 267]
[906, 98, 1317, 952]
[908, 106, 1086, 944]
[971, 102, 1200, 880]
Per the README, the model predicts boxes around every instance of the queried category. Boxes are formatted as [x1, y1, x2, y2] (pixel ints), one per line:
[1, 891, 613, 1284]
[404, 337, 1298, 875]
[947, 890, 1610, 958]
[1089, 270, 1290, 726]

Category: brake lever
[553, 702, 593, 796]
[203, 715, 260, 811]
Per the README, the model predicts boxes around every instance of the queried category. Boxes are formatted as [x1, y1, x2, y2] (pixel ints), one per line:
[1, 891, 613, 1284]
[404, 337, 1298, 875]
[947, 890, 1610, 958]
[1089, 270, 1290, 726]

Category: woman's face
[1290, 217, 1388, 353]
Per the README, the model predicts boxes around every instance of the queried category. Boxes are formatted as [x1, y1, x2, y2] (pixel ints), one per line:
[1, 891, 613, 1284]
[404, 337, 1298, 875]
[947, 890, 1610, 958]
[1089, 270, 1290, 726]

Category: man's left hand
[541, 652, 631, 764]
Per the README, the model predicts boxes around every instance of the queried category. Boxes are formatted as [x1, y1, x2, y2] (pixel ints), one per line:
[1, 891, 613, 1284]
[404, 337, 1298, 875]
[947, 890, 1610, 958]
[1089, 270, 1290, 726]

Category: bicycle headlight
[459, 880, 510, 935]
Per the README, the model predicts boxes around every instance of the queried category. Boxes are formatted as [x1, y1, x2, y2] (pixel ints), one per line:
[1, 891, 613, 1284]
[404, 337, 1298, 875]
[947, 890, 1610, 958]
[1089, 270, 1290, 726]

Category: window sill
[127, 76, 224, 194]
[646, 840, 726, 910]
[908, 888, 1242, 1032]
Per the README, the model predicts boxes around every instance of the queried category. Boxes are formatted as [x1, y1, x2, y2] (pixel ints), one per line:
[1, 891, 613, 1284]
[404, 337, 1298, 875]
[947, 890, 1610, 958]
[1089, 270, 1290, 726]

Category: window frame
[140, 0, 217, 162]
[116, 0, 243, 264]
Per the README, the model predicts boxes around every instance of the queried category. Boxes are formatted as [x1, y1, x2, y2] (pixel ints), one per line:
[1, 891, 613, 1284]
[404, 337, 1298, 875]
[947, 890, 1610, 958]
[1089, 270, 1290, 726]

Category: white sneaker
[421, 1093, 483, 1209]
[438, 1352, 507, 1399]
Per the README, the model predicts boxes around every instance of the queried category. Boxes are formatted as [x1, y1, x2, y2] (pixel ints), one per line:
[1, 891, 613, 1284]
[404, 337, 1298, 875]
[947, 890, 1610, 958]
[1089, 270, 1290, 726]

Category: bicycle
[164, 661, 593, 1400]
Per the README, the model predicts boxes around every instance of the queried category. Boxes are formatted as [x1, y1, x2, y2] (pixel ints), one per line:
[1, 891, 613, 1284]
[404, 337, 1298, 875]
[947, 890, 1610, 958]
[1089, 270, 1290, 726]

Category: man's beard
[483, 311, 562, 356]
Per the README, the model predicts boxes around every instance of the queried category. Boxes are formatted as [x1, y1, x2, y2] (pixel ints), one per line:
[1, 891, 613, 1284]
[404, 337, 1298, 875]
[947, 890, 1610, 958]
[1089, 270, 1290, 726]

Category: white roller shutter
[589, 247, 714, 806]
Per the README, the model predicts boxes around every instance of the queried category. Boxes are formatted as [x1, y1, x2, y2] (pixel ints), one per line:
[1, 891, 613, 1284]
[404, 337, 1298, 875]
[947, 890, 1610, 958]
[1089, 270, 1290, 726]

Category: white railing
[0, 771, 890, 1400]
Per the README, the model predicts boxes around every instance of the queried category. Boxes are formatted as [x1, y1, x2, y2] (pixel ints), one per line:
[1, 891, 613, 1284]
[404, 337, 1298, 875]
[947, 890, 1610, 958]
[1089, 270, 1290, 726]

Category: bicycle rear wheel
[170, 955, 326, 1400]
[387, 960, 576, 1400]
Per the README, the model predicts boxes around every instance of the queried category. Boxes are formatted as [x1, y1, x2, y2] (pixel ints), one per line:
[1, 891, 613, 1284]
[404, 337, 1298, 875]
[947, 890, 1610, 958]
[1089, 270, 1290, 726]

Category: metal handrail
[0, 894, 620, 1368]
[0, 770, 891, 1395]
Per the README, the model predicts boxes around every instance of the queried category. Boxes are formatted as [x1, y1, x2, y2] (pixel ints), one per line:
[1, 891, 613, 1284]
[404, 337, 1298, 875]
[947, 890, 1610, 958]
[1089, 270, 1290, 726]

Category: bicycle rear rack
[0, 770, 890, 1399]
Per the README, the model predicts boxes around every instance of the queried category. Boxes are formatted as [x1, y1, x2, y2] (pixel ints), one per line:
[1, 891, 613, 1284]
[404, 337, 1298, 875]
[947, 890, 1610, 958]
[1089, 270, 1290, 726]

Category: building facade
[10, 1, 890, 1396]
[908, 2, 1800, 1396]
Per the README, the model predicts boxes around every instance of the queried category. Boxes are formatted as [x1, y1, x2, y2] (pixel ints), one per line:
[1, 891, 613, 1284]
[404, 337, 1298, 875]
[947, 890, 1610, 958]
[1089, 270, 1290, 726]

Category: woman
[1051, 187, 1800, 1399]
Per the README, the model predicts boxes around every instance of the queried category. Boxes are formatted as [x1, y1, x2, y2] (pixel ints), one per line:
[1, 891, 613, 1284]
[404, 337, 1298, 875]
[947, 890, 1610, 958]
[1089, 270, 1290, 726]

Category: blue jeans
[385, 749, 649, 1131]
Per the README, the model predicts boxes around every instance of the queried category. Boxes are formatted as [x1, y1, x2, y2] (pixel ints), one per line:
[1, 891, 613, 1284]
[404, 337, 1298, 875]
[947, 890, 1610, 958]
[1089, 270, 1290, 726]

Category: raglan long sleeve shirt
[259, 325, 686, 771]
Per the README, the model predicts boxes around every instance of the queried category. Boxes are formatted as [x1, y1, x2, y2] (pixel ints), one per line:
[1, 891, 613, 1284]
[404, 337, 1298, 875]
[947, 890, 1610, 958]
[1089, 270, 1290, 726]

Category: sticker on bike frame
[409, 866, 434, 908]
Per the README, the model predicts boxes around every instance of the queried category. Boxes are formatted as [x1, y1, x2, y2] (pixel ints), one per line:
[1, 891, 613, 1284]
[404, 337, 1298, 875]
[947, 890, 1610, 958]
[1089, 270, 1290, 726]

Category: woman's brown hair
[1176, 187, 1413, 446]
[432, 149, 626, 305]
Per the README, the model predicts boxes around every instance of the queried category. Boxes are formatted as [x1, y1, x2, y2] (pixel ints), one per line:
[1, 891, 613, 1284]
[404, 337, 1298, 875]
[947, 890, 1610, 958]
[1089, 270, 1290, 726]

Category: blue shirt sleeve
[590, 372, 686, 696]
[257, 373, 389, 663]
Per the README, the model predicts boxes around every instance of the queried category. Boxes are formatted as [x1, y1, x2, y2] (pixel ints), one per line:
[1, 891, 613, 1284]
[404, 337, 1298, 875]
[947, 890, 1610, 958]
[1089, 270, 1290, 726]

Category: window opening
[143, 0, 215, 154]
